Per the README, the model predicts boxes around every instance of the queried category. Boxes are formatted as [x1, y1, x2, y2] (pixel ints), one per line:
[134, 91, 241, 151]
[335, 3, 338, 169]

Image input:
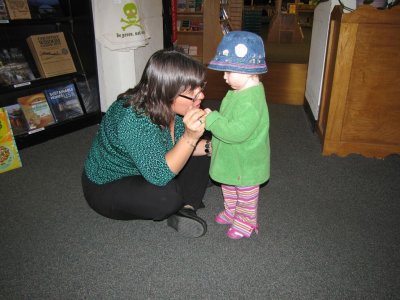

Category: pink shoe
[226, 226, 259, 240]
[215, 212, 231, 225]
[226, 228, 245, 239]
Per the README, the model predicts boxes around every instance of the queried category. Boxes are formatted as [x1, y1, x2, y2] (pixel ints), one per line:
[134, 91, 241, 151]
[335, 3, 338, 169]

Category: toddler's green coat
[205, 83, 270, 186]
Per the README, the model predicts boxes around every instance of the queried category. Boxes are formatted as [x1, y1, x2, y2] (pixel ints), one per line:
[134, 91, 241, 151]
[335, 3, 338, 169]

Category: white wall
[132, 1, 164, 84]
[305, 0, 355, 120]
[92, 0, 163, 112]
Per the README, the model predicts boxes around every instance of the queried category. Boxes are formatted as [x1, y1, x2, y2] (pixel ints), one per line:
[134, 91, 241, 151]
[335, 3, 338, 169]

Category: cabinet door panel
[341, 25, 400, 145]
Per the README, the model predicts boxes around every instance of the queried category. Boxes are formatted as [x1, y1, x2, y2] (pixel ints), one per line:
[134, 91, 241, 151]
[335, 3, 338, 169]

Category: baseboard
[303, 98, 317, 132]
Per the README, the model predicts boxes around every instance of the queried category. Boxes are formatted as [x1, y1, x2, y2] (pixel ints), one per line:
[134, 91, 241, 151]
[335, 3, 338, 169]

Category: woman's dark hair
[119, 49, 206, 127]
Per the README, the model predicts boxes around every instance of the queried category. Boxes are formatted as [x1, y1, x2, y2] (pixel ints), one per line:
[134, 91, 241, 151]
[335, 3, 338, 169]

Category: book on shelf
[190, 20, 202, 31]
[188, 45, 198, 56]
[220, 7, 229, 21]
[177, 0, 202, 12]
[0, 0, 10, 22]
[176, 44, 190, 54]
[26, 32, 77, 78]
[179, 19, 191, 31]
[75, 77, 99, 114]
[44, 82, 84, 122]
[4, 0, 31, 20]
[0, 108, 22, 174]
[27, 0, 63, 19]
[194, 0, 202, 12]
[187, 0, 195, 12]
[3, 103, 29, 136]
[17, 91, 55, 130]
[0, 47, 37, 87]
[177, 0, 186, 12]
[220, 20, 232, 35]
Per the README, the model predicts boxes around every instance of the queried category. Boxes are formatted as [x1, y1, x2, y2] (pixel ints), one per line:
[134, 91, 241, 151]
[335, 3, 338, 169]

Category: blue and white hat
[208, 31, 267, 74]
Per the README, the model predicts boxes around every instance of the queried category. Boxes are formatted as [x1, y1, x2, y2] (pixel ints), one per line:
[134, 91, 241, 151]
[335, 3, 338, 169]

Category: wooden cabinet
[318, 5, 400, 158]
[0, 0, 101, 149]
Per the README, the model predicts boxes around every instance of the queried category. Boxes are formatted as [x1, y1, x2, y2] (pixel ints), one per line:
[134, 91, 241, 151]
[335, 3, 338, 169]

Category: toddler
[205, 31, 270, 239]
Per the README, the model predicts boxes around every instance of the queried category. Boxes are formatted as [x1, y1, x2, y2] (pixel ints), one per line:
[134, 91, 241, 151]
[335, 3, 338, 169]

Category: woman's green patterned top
[84, 99, 184, 186]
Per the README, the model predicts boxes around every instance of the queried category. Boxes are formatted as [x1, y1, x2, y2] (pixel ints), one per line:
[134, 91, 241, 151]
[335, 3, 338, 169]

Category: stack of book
[2, 82, 84, 136]
[177, 0, 203, 12]
[1, 0, 63, 22]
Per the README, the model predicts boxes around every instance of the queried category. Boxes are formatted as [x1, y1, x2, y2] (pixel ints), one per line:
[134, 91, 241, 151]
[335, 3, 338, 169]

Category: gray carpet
[1, 104, 399, 299]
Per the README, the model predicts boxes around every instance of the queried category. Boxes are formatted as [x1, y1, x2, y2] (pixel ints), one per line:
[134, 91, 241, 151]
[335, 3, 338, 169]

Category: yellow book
[288, 4, 297, 14]
[0, 108, 22, 173]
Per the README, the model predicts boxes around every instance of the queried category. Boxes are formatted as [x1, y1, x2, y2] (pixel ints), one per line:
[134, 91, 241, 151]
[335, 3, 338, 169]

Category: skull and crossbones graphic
[120, 2, 143, 31]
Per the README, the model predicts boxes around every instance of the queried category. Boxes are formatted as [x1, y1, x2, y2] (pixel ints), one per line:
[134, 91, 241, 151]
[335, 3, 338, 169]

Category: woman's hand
[166, 107, 206, 174]
[182, 107, 206, 142]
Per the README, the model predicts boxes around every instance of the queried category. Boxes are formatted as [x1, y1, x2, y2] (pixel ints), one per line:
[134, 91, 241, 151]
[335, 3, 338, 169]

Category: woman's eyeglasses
[179, 82, 207, 102]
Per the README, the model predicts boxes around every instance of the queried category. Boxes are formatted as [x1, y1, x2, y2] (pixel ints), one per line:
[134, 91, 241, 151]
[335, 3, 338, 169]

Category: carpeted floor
[1, 104, 399, 299]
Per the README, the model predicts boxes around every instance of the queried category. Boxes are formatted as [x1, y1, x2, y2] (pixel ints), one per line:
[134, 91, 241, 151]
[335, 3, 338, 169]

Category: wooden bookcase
[176, 0, 242, 64]
[0, 0, 101, 149]
[318, 5, 400, 158]
[176, 1, 204, 62]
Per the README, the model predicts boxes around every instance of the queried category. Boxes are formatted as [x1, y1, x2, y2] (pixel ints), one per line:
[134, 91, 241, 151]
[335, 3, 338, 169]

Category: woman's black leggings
[81, 155, 211, 221]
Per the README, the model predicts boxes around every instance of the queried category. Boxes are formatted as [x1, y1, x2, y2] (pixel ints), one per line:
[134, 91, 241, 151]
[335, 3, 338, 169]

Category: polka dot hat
[208, 31, 268, 74]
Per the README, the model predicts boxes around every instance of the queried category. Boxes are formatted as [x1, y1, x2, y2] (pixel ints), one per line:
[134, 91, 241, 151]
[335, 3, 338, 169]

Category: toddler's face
[223, 72, 255, 91]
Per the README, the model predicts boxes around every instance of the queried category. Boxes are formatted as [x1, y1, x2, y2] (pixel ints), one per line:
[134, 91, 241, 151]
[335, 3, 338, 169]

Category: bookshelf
[0, 0, 101, 149]
[176, 0, 204, 62]
[176, 0, 242, 64]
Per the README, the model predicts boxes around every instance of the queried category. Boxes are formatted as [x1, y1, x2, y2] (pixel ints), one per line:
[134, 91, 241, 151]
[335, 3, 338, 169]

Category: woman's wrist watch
[205, 140, 211, 157]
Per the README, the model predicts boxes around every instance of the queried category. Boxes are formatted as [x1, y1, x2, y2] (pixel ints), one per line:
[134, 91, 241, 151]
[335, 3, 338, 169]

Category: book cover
[4, 0, 31, 20]
[26, 32, 77, 78]
[194, 0, 202, 12]
[0, 47, 36, 87]
[75, 78, 99, 114]
[0, 108, 22, 174]
[17, 91, 55, 130]
[44, 83, 84, 122]
[0, 0, 10, 21]
[177, 0, 186, 12]
[27, 0, 63, 19]
[187, 0, 195, 12]
[3, 103, 29, 136]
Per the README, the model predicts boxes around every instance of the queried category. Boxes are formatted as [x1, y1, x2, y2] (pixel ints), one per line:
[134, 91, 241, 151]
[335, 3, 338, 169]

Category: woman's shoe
[167, 208, 207, 238]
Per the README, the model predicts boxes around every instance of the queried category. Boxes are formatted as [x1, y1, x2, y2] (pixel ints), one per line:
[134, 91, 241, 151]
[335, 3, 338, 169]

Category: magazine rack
[0, 0, 101, 149]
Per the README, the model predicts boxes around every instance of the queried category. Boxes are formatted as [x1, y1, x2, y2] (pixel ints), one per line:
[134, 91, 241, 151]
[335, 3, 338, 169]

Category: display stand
[0, 0, 101, 149]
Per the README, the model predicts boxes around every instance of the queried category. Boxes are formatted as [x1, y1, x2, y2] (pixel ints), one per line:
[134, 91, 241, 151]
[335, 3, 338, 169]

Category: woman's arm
[165, 107, 206, 174]
[192, 139, 211, 157]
